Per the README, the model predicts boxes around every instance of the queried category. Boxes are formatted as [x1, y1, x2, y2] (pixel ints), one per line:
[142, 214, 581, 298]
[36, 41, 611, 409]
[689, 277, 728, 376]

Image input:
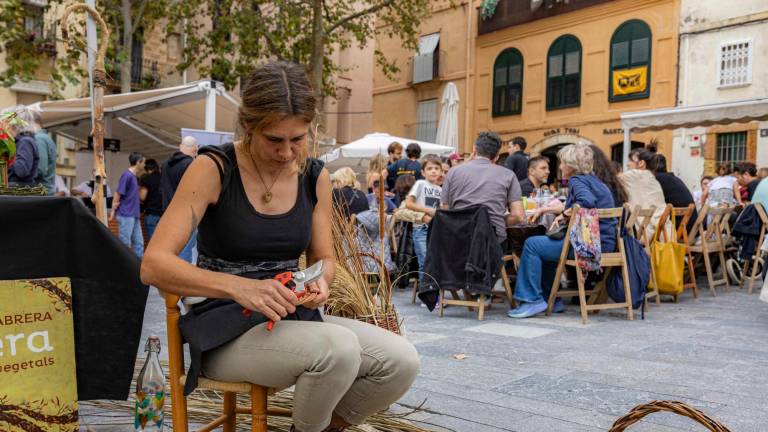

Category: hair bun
[646, 144, 658, 153]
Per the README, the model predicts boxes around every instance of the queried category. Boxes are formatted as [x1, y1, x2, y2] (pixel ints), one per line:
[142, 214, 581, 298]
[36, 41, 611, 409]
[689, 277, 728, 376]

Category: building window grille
[718, 40, 752, 88]
[716, 132, 747, 166]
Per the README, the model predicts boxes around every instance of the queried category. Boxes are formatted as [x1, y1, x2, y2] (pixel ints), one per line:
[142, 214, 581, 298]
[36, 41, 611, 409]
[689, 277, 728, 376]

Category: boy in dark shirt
[386, 142, 422, 190]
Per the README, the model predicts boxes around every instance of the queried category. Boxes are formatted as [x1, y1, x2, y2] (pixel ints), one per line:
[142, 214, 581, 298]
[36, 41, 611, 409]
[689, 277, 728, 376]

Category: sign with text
[612, 66, 648, 96]
[0, 278, 78, 431]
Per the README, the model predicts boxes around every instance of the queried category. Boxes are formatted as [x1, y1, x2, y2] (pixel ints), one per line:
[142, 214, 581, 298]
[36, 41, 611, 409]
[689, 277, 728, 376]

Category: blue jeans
[412, 224, 429, 283]
[514, 235, 565, 303]
[117, 215, 144, 259]
[144, 214, 161, 243]
[180, 230, 197, 264]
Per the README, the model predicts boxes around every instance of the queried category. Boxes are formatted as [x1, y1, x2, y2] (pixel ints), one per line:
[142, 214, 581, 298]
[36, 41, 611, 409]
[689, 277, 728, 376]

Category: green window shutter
[610, 20, 652, 101]
[493, 48, 524, 117]
[546, 35, 581, 110]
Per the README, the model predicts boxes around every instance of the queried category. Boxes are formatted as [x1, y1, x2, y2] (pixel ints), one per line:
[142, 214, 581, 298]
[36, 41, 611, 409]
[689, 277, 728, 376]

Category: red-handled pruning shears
[242, 260, 325, 331]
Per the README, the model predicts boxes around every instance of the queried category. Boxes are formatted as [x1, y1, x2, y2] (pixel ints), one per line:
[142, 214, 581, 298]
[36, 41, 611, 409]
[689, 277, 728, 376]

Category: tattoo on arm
[190, 205, 199, 231]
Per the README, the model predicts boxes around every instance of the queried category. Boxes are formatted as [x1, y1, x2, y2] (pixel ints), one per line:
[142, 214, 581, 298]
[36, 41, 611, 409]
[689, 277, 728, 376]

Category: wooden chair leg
[477, 294, 485, 321]
[251, 386, 268, 432]
[223, 391, 237, 432]
[703, 251, 717, 296]
[748, 253, 761, 294]
[500, 265, 516, 308]
[575, 266, 589, 324]
[686, 251, 699, 298]
[546, 260, 566, 316]
[620, 258, 634, 321]
[718, 250, 731, 292]
[438, 289, 445, 317]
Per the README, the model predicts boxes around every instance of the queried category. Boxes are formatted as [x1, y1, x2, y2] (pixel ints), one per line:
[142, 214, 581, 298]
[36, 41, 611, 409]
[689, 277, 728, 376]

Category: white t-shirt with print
[408, 179, 441, 226]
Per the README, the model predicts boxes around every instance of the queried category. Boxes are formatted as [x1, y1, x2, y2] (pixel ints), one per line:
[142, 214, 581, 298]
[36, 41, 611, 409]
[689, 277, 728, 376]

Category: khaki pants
[202, 315, 420, 432]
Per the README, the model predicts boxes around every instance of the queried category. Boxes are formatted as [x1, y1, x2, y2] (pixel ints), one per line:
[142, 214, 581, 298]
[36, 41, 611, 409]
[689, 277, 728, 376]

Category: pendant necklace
[250, 152, 283, 204]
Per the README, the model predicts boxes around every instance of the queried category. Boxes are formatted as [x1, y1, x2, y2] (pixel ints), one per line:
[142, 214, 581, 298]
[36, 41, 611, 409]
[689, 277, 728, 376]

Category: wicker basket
[0, 184, 47, 196]
[356, 311, 401, 335]
[610, 400, 731, 432]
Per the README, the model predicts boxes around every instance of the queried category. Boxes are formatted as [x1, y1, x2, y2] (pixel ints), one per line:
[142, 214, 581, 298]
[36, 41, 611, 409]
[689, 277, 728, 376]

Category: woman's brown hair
[239, 61, 316, 172]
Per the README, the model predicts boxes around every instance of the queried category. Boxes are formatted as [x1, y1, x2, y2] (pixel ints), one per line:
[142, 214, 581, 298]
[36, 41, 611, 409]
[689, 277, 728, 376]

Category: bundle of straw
[79, 361, 429, 432]
[326, 201, 399, 329]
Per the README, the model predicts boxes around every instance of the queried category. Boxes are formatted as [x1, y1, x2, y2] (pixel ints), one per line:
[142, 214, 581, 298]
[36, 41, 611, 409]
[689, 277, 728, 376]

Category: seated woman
[702, 163, 741, 206]
[331, 167, 369, 217]
[141, 61, 419, 432]
[508, 143, 617, 319]
[619, 146, 666, 234]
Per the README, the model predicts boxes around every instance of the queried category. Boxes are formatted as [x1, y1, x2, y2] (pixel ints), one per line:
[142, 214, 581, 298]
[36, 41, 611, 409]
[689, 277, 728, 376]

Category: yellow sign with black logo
[612, 66, 648, 96]
[0, 278, 78, 431]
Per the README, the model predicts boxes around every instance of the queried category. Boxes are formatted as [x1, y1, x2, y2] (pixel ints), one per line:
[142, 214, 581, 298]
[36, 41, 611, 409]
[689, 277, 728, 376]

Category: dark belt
[197, 254, 299, 276]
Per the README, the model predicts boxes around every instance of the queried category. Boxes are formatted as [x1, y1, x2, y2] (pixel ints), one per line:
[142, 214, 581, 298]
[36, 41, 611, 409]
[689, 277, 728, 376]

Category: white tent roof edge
[621, 97, 768, 132]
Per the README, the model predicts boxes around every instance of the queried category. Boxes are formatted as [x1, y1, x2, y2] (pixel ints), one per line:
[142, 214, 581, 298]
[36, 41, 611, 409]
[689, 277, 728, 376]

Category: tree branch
[254, 4, 284, 59]
[327, 0, 395, 33]
[132, 0, 149, 34]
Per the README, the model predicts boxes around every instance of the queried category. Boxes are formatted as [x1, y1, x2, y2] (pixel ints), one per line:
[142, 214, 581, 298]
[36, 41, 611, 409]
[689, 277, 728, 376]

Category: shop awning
[618, 97, 768, 168]
[621, 97, 768, 133]
[29, 80, 240, 160]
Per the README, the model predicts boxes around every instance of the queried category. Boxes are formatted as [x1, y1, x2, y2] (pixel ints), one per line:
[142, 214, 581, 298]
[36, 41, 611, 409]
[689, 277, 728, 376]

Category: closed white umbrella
[435, 82, 460, 151]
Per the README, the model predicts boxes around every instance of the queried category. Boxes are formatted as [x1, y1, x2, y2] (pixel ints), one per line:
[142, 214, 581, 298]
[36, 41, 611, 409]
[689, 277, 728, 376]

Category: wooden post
[61, 4, 110, 225]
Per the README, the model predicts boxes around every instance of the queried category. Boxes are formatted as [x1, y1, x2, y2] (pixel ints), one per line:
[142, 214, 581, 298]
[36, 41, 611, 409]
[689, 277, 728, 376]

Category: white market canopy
[618, 97, 768, 168]
[621, 97, 768, 133]
[320, 132, 454, 165]
[30, 80, 240, 160]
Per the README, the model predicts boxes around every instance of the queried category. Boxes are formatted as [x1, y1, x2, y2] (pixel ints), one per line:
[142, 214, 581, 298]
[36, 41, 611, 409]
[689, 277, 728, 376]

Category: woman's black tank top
[196, 143, 323, 262]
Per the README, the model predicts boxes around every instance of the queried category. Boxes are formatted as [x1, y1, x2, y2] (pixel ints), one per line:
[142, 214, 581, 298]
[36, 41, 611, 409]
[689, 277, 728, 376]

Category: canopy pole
[622, 127, 631, 171]
[205, 82, 216, 132]
[62, 4, 110, 226]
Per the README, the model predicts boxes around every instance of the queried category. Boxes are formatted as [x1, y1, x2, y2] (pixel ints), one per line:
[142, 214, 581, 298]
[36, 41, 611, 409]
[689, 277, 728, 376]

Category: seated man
[519, 155, 550, 198]
[441, 131, 525, 248]
[367, 180, 397, 214]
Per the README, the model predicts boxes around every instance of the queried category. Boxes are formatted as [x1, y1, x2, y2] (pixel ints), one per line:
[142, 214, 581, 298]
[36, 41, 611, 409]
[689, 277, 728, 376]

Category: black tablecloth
[0, 196, 148, 400]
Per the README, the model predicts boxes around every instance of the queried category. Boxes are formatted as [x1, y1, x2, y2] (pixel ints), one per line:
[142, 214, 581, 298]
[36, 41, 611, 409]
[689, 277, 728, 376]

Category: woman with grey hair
[3, 105, 40, 186]
[508, 143, 617, 319]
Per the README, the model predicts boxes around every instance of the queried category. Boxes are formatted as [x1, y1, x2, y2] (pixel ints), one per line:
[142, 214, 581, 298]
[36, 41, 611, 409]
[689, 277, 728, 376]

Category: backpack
[606, 207, 650, 313]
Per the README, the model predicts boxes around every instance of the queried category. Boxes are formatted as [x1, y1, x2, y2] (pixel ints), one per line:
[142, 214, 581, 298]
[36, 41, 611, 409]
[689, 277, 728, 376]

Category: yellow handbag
[651, 208, 686, 296]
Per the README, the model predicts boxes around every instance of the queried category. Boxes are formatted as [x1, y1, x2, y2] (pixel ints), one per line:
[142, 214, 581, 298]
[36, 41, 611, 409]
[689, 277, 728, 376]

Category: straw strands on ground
[79, 362, 429, 432]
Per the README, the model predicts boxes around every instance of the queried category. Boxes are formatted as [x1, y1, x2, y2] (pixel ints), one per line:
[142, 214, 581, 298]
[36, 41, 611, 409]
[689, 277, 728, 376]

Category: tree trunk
[309, 0, 324, 106]
[120, 0, 133, 93]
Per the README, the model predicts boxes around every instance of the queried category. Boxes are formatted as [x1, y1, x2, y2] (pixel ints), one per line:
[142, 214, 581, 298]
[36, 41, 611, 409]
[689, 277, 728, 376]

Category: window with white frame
[718, 40, 752, 88]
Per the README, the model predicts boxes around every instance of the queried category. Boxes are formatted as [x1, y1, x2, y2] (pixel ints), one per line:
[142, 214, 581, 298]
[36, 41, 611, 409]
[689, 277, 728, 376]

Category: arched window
[492, 48, 523, 117]
[546, 35, 581, 110]
[610, 20, 652, 101]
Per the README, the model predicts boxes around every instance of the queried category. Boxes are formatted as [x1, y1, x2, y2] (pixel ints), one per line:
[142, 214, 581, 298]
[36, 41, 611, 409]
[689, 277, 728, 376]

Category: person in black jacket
[161, 136, 198, 262]
[140, 159, 163, 241]
[653, 154, 697, 233]
[331, 167, 369, 217]
[504, 136, 528, 181]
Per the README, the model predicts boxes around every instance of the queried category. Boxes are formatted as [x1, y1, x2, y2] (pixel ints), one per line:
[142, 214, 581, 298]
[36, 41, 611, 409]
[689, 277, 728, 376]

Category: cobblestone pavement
[80, 278, 768, 431]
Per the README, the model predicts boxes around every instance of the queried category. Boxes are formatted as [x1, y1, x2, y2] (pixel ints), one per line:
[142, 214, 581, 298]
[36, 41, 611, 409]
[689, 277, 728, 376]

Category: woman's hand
[231, 278, 298, 323]
[528, 208, 544, 224]
[550, 213, 566, 231]
[303, 277, 330, 310]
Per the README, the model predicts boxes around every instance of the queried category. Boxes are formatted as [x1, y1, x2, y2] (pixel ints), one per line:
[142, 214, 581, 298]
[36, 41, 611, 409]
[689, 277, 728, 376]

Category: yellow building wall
[473, 0, 679, 160]
[373, 1, 473, 148]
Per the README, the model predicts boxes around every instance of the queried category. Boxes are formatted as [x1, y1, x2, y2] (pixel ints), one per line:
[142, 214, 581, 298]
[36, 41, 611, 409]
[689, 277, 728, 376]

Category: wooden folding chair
[436, 254, 515, 320]
[688, 205, 734, 296]
[546, 206, 634, 325]
[625, 205, 660, 307]
[740, 203, 768, 294]
[656, 204, 698, 299]
[164, 292, 292, 432]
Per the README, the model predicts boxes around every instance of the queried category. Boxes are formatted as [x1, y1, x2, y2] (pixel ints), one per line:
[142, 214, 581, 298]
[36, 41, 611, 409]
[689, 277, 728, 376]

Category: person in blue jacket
[3, 105, 39, 186]
[509, 143, 617, 319]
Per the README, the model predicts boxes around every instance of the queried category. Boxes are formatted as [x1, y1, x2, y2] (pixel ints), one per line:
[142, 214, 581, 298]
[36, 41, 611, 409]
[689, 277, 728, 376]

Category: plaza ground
[80, 278, 768, 431]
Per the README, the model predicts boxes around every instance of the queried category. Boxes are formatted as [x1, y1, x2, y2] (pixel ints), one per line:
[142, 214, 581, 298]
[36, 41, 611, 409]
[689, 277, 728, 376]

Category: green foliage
[167, 0, 432, 97]
[0, 0, 167, 97]
[480, 0, 499, 21]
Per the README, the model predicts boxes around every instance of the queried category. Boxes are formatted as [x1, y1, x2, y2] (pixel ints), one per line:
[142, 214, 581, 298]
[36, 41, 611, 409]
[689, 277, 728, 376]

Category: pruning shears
[242, 260, 326, 331]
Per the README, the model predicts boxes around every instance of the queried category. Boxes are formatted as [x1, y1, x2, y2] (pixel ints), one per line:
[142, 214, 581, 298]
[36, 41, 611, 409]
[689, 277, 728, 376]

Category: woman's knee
[308, 325, 362, 373]
[378, 337, 420, 383]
